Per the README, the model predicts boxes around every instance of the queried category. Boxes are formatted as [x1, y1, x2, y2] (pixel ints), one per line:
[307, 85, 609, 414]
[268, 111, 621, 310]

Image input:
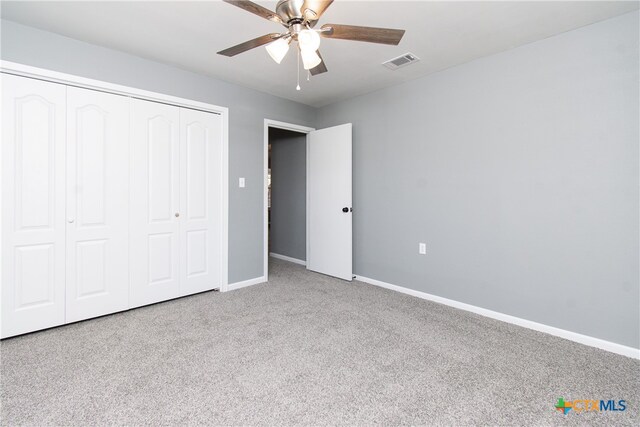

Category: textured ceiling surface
[2, 1, 638, 107]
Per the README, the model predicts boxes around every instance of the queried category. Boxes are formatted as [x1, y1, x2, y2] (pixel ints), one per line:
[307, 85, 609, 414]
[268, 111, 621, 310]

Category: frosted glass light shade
[298, 29, 321, 53]
[266, 38, 290, 64]
[301, 49, 322, 70]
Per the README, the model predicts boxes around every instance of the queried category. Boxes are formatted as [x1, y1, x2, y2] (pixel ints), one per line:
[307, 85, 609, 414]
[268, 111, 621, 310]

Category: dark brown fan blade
[309, 50, 328, 76]
[320, 24, 405, 45]
[223, 0, 282, 24]
[301, 0, 334, 22]
[217, 33, 282, 57]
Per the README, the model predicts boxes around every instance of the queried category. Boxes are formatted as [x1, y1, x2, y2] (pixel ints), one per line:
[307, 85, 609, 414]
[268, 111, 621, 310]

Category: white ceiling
[2, 1, 638, 107]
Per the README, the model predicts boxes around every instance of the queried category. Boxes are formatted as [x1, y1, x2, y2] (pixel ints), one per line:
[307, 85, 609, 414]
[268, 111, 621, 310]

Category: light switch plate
[239, 177, 245, 188]
[419, 243, 426, 255]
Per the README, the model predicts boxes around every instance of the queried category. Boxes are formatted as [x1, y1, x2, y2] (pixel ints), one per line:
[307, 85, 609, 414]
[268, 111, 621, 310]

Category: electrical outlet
[419, 243, 426, 255]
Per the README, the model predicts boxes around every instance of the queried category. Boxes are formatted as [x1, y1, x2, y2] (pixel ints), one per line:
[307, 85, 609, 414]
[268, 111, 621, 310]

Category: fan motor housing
[276, 0, 319, 27]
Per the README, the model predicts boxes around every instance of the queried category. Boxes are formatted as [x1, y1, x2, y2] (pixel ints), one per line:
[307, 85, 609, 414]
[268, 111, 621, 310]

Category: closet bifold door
[1, 74, 66, 338]
[65, 87, 130, 323]
[130, 99, 181, 307]
[179, 108, 223, 296]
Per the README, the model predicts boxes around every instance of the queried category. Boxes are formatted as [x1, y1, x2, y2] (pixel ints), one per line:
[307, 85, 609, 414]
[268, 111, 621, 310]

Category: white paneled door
[1, 74, 67, 337]
[179, 108, 223, 296]
[130, 101, 222, 306]
[307, 123, 353, 281]
[2, 69, 227, 338]
[130, 99, 181, 307]
[65, 87, 130, 322]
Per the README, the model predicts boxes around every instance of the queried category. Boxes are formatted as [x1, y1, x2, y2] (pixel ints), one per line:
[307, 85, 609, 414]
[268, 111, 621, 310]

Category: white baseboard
[355, 275, 640, 360]
[269, 252, 306, 266]
[226, 276, 266, 292]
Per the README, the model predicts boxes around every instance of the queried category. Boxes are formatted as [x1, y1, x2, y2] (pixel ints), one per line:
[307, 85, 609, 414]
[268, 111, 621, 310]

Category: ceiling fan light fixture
[220, 0, 407, 81]
[297, 29, 321, 53]
[301, 49, 322, 70]
[266, 37, 290, 64]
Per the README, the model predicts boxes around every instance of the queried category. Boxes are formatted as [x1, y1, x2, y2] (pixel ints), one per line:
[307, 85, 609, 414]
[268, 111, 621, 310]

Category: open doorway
[269, 128, 307, 264]
[263, 120, 314, 280]
[263, 120, 353, 282]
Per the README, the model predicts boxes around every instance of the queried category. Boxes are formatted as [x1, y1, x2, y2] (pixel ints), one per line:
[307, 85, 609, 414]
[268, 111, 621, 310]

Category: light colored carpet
[1, 258, 638, 426]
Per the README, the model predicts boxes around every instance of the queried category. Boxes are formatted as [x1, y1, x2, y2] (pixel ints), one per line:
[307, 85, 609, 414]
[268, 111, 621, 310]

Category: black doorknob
[342, 207, 349, 213]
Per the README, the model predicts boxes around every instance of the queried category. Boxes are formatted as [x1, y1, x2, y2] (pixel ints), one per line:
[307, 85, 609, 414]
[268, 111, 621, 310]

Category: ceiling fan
[217, 0, 406, 78]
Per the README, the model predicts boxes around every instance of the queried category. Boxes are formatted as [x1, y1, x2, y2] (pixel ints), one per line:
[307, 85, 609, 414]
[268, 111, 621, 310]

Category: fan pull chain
[296, 48, 301, 91]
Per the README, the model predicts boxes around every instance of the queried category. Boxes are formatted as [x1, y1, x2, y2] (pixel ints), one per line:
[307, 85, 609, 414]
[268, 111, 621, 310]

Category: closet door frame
[0, 60, 229, 294]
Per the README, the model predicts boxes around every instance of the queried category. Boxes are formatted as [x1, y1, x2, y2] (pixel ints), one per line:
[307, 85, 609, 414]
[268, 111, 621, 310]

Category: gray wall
[316, 11, 640, 348]
[269, 129, 307, 261]
[0, 19, 316, 284]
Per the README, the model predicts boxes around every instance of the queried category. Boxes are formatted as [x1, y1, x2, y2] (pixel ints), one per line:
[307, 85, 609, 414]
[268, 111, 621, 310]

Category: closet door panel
[65, 87, 130, 322]
[179, 108, 222, 296]
[1, 74, 66, 338]
[130, 99, 180, 307]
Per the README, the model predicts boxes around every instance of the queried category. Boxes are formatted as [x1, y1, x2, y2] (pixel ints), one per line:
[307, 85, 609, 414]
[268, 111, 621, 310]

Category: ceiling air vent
[383, 53, 420, 70]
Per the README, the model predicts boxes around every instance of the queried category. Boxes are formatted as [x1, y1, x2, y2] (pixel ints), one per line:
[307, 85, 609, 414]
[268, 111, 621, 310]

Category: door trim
[263, 119, 315, 281]
[1, 60, 229, 292]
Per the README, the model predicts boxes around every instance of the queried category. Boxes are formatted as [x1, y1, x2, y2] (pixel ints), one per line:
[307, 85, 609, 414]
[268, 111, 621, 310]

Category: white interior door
[307, 123, 353, 281]
[1, 74, 67, 338]
[65, 87, 130, 322]
[179, 108, 223, 296]
[130, 99, 180, 307]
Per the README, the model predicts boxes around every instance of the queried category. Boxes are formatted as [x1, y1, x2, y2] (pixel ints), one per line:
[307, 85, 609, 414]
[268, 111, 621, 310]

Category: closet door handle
[175, 213, 180, 218]
[67, 218, 75, 223]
